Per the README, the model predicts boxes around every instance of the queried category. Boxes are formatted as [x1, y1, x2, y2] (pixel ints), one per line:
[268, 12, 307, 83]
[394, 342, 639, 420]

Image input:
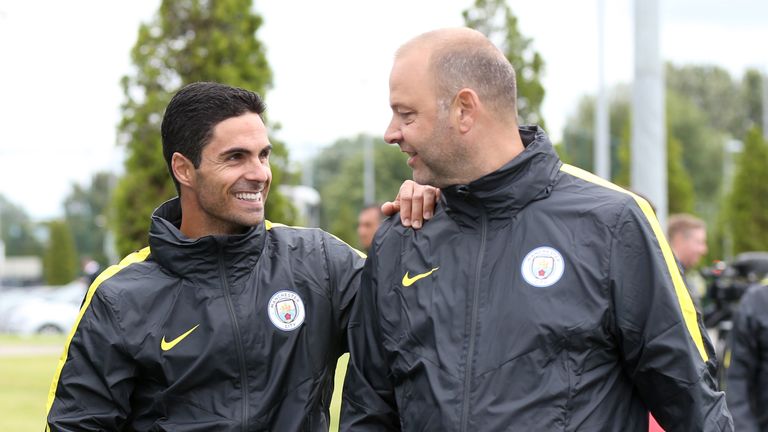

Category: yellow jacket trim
[45, 247, 153, 423]
[560, 164, 708, 361]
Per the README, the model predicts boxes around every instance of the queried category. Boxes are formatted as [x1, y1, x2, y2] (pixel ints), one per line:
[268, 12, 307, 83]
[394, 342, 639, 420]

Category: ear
[453, 88, 479, 133]
[171, 152, 195, 188]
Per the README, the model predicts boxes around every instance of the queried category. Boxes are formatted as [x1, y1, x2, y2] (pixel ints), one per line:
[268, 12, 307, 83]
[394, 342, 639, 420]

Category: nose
[245, 158, 271, 182]
[384, 117, 402, 145]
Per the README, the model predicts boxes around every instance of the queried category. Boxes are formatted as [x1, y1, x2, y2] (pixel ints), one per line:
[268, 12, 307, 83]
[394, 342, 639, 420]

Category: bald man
[341, 28, 731, 431]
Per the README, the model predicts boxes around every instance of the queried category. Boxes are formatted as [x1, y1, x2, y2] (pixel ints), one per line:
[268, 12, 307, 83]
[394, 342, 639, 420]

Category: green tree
[112, 0, 293, 257]
[312, 135, 411, 247]
[0, 195, 42, 256]
[561, 86, 631, 177]
[561, 88, 697, 213]
[463, 0, 546, 127]
[742, 68, 765, 132]
[665, 91, 724, 218]
[43, 221, 79, 285]
[64, 172, 116, 266]
[727, 127, 768, 254]
[666, 134, 694, 214]
[613, 118, 632, 188]
[666, 63, 744, 138]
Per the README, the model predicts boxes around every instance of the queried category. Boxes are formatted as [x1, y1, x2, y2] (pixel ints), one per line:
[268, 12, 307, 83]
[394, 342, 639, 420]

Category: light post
[631, 0, 667, 227]
[594, 0, 610, 180]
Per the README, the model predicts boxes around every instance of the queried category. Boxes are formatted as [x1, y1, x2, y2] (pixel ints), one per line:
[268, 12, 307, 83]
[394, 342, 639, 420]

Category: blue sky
[0, 0, 765, 219]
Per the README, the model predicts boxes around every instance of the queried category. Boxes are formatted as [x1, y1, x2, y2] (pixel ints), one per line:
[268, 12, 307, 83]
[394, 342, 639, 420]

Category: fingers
[422, 186, 440, 220]
[388, 181, 440, 229]
[398, 181, 414, 227]
[381, 201, 399, 216]
[409, 186, 425, 229]
[391, 181, 441, 229]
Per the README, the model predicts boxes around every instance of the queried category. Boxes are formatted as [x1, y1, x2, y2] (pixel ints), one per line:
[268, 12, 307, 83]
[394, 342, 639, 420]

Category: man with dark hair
[45, 82, 435, 431]
[342, 28, 732, 431]
[357, 204, 383, 251]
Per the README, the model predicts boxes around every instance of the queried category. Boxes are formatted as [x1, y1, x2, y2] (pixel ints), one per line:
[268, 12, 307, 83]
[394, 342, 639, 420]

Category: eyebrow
[219, 144, 272, 158]
[390, 103, 412, 112]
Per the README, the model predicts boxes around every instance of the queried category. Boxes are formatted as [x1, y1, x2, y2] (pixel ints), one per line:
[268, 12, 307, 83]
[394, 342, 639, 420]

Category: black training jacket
[726, 283, 768, 431]
[46, 198, 363, 431]
[342, 127, 732, 431]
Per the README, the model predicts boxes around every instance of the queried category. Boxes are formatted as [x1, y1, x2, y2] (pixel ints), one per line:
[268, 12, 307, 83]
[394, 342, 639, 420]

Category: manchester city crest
[268, 290, 306, 331]
[521, 246, 565, 287]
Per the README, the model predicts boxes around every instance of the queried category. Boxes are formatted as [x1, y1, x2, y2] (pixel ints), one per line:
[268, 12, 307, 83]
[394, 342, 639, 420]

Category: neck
[178, 193, 206, 239]
[177, 192, 245, 239]
[467, 124, 525, 182]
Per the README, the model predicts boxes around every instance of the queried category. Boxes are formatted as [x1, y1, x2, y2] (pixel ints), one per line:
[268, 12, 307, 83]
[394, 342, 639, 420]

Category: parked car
[0, 281, 86, 335]
[0, 286, 49, 331]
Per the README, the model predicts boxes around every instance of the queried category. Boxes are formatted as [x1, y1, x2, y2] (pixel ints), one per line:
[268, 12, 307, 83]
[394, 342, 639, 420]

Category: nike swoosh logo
[402, 267, 440, 287]
[161, 324, 200, 351]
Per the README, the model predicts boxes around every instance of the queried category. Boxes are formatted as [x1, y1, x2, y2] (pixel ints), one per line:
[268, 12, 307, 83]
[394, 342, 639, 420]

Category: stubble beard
[416, 117, 464, 188]
[196, 178, 267, 235]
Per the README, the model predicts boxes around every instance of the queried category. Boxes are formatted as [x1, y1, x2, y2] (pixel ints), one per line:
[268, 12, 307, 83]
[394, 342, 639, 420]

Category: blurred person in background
[357, 204, 383, 251]
[81, 257, 102, 287]
[668, 213, 709, 308]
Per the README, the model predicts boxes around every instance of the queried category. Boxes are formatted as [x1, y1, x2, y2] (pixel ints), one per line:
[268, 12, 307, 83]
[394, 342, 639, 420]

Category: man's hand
[382, 180, 440, 229]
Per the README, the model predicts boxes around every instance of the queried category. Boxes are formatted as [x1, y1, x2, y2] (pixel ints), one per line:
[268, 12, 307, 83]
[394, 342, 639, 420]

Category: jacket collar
[441, 126, 561, 227]
[148, 197, 266, 279]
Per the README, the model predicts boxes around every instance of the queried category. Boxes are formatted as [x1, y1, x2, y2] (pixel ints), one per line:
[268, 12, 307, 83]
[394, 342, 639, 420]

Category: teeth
[235, 192, 261, 201]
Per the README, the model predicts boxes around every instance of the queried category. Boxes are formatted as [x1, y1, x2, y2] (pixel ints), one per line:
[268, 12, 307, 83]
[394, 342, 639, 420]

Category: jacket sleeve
[341, 241, 401, 430]
[324, 233, 365, 350]
[725, 287, 761, 432]
[46, 288, 136, 431]
[609, 199, 733, 431]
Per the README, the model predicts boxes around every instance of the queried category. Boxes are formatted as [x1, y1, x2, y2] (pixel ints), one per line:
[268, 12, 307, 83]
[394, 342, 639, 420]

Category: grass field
[0, 334, 65, 432]
[0, 334, 68, 346]
[0, 335, 346, 431]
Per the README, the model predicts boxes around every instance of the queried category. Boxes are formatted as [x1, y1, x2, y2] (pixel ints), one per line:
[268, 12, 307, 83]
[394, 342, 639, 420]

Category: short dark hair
[160, 82, 267, 193]
[360, 203, 383, 218]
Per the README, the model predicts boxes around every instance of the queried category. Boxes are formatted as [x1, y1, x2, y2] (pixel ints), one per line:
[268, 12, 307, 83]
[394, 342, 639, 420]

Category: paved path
[0, 345, 63, 357]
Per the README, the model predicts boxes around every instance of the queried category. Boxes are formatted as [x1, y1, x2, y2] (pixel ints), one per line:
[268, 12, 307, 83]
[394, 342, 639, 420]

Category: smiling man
[44, 82, 435, 431]
[342, 28, 732, 431]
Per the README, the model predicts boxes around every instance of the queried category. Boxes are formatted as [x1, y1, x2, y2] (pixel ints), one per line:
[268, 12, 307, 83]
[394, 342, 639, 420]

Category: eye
[260, 147, 272, 161]
[226, 152, 244, 161]
[398, 111, 415, 124]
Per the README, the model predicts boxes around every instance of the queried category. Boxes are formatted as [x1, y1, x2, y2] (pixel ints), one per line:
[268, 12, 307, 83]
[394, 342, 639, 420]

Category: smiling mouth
[235, 191, 263, 202]
[399, 147, 416, 161]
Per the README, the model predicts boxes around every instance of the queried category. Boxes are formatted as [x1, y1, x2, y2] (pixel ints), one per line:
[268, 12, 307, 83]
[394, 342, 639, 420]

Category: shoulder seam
[268, 220, 365, 259]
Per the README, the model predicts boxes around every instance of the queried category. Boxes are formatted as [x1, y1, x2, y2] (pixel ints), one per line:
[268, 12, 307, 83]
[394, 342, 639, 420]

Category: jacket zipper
[218, 246, 249, 432]
[460, 210, 487, 432]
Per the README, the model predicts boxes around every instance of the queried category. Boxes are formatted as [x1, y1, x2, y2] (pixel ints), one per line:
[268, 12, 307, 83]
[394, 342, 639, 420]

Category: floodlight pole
[594, 0, 610, 180]
[631, 0, 667, 227]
